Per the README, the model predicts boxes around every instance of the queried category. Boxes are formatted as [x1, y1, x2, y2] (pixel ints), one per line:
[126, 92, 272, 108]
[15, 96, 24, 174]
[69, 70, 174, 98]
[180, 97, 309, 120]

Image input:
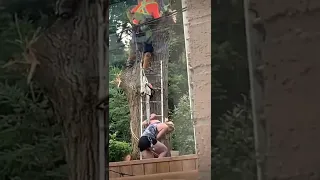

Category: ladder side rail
[135, 31, 143, 160]
[139, 68, 143, 160]
[160, 58, 164, 123]
[143, 70, 151, 124]
[146, 92, 151, 124]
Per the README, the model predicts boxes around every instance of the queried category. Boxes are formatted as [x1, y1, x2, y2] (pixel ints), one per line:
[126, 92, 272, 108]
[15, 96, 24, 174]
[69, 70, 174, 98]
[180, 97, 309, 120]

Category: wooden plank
[195, 157, 199, 170]
[169, 160, 183, 172]
[156, 162, 170, 173]
[144, 163, 157, 175]
[110, 170, 198, 180]
[120, 165, 133, 176]
[171, 151, 180, 157]
[132, 164, 144, 176]
[182, 159, 196, 171]
[109, 154, 197, 167]
[109, 166, 121, 178]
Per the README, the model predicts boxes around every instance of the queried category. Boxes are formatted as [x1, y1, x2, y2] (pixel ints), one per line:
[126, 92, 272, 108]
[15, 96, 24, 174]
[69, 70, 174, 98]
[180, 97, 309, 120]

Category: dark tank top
[141, 122, 160, 139]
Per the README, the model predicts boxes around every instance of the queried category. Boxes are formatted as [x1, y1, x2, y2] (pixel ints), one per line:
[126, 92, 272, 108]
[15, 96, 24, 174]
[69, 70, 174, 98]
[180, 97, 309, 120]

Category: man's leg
[142, 42, 154, 70]
[152, 141, 168, 158]
[141, 150, 155, 159]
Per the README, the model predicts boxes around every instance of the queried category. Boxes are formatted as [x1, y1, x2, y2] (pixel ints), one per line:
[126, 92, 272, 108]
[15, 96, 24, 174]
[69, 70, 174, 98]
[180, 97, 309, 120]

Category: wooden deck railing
[109, 154, 198, 179]
[110, 170, 199, 180]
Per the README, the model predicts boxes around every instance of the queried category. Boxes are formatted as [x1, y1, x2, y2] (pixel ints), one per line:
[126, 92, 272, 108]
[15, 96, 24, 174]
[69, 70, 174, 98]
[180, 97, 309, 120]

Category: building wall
[182, 0, 211, 179]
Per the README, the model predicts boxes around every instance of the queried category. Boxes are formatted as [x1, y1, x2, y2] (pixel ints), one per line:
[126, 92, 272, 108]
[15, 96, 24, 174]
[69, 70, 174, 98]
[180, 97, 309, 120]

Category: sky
[109, 21, 132, 52]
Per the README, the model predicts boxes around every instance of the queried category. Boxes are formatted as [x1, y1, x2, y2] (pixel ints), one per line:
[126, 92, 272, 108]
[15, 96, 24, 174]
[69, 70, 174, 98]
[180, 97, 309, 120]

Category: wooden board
[108, 154, 198, 178]
[110, 170, 198, 180]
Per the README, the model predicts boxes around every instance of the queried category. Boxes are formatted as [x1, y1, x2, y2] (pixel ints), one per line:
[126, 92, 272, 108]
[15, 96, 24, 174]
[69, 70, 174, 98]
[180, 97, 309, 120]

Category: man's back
[131, 0, 161, 24]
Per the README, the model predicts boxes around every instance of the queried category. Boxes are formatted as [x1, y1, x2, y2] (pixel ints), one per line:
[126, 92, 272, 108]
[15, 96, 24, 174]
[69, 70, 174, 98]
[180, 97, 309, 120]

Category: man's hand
[172, 14, 177, 24]
[142, 120, 148, 127]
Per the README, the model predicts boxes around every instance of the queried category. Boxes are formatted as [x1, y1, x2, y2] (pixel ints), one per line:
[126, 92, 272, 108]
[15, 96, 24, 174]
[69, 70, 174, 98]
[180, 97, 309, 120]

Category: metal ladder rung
[142, 115, 163, 117]
[142, 101, 162, 103]
[145, 73, 161, 77]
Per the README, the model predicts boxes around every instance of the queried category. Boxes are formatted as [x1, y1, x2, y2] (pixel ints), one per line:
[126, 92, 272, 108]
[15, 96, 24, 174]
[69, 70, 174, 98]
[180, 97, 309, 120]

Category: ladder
[139, 62, 164, 160]
[133, 37, 165, 160]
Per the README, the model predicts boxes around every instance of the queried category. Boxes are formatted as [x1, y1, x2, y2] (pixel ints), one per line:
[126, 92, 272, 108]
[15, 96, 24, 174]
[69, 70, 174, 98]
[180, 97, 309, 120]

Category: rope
[130, 118, 140, 141]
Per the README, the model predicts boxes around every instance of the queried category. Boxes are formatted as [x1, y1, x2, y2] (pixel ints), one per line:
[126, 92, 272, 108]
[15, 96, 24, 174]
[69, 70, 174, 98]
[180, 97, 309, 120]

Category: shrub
[109, 133, 131, 162]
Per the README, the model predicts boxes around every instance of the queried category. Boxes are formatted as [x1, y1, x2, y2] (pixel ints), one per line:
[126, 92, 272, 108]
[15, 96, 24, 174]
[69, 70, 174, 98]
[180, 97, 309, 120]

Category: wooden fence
[109, 154, 198, 179]
[110, 170, 199, 180]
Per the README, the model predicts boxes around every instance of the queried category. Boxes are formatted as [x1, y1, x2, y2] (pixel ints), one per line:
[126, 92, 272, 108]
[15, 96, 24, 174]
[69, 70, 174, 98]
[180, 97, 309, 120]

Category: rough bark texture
[120, 19, 171, 159]
[245, 1, 267, 179]
[120, 64, 141, 159]
[251, 0, 320, 179]
[182, 0, 211, 179]
[29, 1, 107, 179]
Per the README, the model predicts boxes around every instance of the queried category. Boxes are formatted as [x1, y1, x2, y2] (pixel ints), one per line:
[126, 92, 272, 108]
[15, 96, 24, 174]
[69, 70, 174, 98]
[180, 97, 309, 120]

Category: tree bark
[120, 64, 142, 160]
[244, 0, 267, 179]
[252, 0, 320, 179]
[29, 1, 108, 179]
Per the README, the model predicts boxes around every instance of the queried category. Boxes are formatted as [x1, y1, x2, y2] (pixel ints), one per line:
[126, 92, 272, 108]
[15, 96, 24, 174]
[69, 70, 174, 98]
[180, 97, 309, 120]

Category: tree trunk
[120, 64, 142, 160]
[120, 18, 171, 159]
[244, 0, 267, 179]
[29, 1, 108, 179]
[252, 0, 320, 179]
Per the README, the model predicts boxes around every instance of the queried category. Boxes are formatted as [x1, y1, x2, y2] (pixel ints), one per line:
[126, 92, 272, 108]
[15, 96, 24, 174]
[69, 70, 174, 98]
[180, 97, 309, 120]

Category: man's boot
[142, 52, 152, 70]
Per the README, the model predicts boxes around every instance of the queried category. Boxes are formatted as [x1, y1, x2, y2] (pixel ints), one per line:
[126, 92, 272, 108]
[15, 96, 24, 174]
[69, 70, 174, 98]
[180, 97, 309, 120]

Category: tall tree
[119, 22, 171, 159]
[3, 0, 109, 179]
[118, 1, 175, 159]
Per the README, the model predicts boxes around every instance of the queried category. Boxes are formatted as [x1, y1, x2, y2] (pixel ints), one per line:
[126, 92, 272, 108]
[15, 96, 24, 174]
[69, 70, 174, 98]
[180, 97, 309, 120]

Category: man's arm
[142, 120, 149, 127]
[156, 126, 168, 140]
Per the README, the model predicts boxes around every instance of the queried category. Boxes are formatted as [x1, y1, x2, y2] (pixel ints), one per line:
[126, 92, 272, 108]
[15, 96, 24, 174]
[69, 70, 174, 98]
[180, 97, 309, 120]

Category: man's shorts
[144, 43, 154, 53]
[138, 136, 157, 152]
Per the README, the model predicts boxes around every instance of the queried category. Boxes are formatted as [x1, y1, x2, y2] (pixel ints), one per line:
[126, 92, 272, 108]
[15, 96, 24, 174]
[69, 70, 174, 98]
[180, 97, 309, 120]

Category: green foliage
[0, 82, 66, 180]
[212, 101, 256, 180]
[0, 7, 66, 180]
[166, 3, 189, 111]
[109, 1, 130, 68]
[109, 67, 131, 142]
[0, 13, 32, 64]
[171, 94, 195, 155]
[109, 133, 132, 162]
[167, 58, 188, 109]
[212, 41, 245, 69]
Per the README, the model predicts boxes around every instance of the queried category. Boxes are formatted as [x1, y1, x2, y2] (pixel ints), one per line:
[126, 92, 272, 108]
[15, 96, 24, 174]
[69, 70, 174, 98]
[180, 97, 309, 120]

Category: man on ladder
[126, 0, 161, 69]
